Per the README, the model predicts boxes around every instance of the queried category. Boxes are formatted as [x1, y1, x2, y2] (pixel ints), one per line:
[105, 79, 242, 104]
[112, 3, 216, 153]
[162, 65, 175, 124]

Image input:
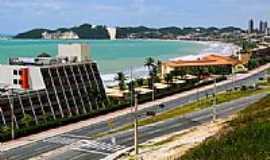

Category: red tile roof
[164, 54, 240, 67]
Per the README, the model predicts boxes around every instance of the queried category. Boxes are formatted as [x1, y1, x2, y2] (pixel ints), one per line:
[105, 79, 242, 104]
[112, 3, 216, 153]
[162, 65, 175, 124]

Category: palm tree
[114, 72, 127, 91]
[178, 68, 187, 79]
[157, 60, 162, 76]
[144, 57, 157, 88]
[164, 73, 173, 84]
[144, 57, 155, 70]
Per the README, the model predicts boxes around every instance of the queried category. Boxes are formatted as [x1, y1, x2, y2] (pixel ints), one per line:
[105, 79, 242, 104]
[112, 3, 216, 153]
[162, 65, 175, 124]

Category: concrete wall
[58, 44, 90, 62]
[0, 65, 45, 90]
[29, 67, 46, 90]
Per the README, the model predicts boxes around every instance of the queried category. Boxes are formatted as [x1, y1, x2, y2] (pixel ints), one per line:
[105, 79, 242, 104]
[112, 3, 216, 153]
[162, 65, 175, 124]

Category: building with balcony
[0, 44, 108, 128]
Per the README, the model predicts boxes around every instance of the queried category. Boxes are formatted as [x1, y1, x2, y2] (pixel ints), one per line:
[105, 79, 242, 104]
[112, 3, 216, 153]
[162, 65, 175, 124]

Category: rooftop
[164, 54, 240, 68]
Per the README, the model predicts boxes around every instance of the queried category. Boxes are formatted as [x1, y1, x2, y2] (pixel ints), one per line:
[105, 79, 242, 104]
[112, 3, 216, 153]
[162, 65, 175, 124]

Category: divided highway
[2, 69, 268, 160]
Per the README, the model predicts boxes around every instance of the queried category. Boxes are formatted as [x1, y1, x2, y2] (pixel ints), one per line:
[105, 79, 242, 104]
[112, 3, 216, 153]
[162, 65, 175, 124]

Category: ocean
[0, 39, 237, 85]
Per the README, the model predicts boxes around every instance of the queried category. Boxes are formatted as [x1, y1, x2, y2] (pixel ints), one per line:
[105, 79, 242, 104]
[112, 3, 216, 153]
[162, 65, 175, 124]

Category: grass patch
[181, 94, 270, 160]
[92, 87, 270, 139]
[257, 81, 270, 86]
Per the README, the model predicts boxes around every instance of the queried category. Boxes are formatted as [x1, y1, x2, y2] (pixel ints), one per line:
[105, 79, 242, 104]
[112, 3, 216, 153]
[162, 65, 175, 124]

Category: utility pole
[232, 67, 236, 90]
[152, 82, 155, 101]
[130, 66, 133, 108]
[134, 93, 138, 156]
[212, 78, 217, 122]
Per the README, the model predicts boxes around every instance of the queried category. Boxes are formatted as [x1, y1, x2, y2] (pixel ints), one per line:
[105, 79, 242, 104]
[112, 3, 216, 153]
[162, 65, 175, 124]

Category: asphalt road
[2, 70, 268, 160]
[48, 94, 267, 160]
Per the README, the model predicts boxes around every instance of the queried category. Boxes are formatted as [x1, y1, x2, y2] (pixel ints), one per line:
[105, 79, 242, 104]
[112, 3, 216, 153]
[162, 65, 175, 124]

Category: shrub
[21, 114, 34, 127]
[240, 85, 247, 91]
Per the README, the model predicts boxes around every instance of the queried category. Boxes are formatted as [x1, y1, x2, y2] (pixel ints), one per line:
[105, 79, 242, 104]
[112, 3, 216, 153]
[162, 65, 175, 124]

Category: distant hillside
[14, 23, 244, 40]
[14, 24, 110, 39]
[15, 29, 50, 39]
[116, 26, 244, 39]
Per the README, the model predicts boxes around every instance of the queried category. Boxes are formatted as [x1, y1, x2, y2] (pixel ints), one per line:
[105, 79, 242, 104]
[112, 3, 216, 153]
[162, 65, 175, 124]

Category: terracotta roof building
[161, 54, 244, 78]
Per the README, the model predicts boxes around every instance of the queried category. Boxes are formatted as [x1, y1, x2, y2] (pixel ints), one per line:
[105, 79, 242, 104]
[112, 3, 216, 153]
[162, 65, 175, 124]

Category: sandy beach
[102, 40, 241, 87]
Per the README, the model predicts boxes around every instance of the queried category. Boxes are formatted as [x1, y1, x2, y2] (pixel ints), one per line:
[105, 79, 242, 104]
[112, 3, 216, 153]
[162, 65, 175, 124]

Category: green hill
[14, 24, 244, 40]
[181, 94, 270, 160]
[14, 24, 110, 39]
[15, 29, 49, 39]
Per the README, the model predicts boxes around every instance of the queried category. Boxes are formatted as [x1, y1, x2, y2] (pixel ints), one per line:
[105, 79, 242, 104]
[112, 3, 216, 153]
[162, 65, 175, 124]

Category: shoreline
[0, 38, 241, 86]
[101, 40, 241, 87]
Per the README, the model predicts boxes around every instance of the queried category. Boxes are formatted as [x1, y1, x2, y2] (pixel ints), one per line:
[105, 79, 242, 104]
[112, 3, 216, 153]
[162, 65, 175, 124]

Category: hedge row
[0, 77, 226, 142]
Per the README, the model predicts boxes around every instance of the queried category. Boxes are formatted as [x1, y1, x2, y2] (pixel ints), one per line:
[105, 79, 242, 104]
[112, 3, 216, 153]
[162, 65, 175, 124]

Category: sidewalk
[2, 63, 270, 151]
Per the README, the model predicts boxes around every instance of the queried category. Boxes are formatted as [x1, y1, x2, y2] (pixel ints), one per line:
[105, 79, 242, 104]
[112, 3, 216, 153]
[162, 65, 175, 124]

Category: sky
[0, 0, 270, 34]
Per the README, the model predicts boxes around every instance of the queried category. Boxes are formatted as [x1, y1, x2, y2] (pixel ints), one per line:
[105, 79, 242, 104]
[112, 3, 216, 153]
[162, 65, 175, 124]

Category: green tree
[136, 78, 145, 86]
[164, 73, 173, 84]
[144, 57, 155, 71]
[144, 57, 157, 88]
[114, 72, 127, 91]
[176, 68, 187, 79]
[157, 60, 162, 76]
[0, 126, 11, 135]
[21, 114, 34, 127]
[248, 59, 258, 70]
[128, 80, 138, 93]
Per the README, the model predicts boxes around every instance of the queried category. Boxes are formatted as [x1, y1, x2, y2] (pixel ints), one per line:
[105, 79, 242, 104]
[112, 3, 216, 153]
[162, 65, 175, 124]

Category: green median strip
[91, 86, 270, 139]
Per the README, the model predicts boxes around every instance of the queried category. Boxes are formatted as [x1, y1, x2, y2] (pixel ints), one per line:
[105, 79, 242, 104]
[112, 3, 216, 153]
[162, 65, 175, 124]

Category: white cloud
[0, 0, 64, 11]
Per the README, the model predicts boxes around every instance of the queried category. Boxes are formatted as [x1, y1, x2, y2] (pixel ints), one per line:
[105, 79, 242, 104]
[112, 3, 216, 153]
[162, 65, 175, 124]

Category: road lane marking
[72, 148, 110, 156]
[71, 140, 126, 154]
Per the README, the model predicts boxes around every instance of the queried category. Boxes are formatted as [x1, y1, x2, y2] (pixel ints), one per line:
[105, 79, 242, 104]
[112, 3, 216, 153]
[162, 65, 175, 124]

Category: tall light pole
[130, 66, 133, 108]
[152, 82, 155, 101]
[232, 66, 236, 90]
[134, 93, 139, 156]
[212, 77, 217, 122]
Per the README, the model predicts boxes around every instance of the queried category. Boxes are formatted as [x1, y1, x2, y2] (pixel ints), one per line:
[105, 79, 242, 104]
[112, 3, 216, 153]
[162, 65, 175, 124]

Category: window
[13, 79, 18, 84]
[13, 70, 18, 75]
[19, 70, 22, 75]
[19, 80, 22, 85]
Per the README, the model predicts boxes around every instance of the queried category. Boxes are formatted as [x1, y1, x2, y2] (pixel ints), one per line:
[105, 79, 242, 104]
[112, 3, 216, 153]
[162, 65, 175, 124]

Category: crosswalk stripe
[72, 148, 110, 156]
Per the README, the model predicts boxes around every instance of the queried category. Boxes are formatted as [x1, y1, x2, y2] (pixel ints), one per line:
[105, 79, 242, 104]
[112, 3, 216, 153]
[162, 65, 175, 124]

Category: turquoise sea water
[0, 39, 207, 82]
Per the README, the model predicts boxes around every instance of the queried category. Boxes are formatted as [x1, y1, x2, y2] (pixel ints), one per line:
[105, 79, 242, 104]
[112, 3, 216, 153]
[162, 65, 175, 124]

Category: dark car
[146, 111, 156, 116]
[159, 104, 165, 108]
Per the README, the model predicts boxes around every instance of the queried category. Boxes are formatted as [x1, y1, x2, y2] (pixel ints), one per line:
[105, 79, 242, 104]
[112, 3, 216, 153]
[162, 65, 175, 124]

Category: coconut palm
[144, 57, 157, 88]
[114, 72, 127, 91]
[176, 68, 187, 79]
[164, 73, 173, 84]
[144, 57, 155, 70]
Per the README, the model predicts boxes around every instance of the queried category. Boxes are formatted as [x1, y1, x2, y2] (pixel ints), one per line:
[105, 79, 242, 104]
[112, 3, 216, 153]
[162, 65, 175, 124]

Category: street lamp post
[212, 78, 217, 122]
[232, 66, 236, 90]
[134, 93, 139, 156]
[130, 66, 133, 108]
[152, 83, 155, 101]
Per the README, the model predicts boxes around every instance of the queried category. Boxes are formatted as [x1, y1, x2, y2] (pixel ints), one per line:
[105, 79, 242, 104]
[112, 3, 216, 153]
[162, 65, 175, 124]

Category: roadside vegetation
[181, 94, 270, 160]
[92, 84, 270, 138]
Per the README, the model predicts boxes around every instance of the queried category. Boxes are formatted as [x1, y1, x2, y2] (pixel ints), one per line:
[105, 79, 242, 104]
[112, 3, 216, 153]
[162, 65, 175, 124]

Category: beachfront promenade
[1, 63, 270, 160]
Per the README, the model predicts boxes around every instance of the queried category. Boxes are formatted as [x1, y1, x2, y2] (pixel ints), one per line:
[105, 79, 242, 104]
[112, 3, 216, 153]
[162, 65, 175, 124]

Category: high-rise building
[263, 21, 268, 34]
[259, 20, 264, 33]
[248, 19, 254, 33]
[0, 44, 108, 127]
